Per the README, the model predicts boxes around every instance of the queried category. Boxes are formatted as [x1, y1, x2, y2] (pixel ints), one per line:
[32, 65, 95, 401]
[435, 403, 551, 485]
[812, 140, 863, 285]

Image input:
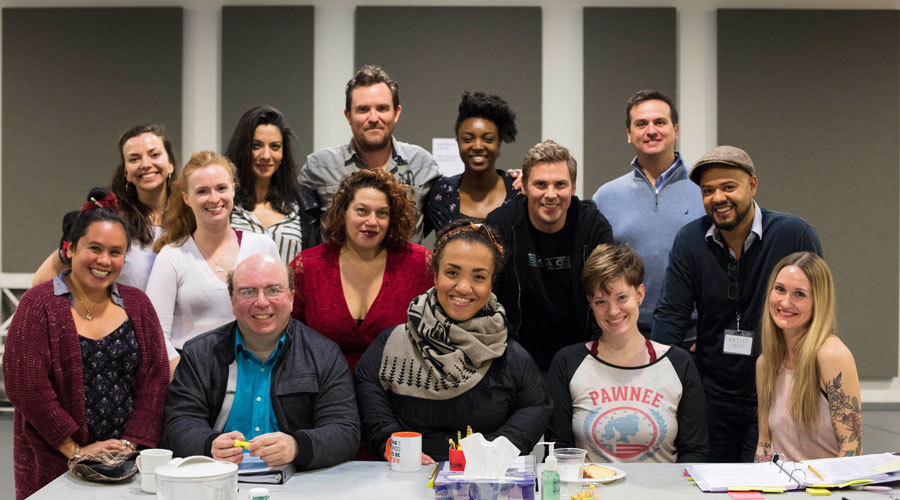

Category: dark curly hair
[321, 169, 416, 251]
[225, 105, 302, 215]
[345, 65, 400, 112]
[454, 91, 517, 143]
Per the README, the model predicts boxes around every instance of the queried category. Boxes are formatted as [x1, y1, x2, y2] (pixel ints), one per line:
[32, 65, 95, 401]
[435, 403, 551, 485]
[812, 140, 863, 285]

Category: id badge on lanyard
[723, 313, 754, 356]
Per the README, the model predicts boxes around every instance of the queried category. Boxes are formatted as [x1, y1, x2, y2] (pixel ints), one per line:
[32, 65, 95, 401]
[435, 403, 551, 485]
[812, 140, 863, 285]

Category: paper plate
[561, 464, 626, 484]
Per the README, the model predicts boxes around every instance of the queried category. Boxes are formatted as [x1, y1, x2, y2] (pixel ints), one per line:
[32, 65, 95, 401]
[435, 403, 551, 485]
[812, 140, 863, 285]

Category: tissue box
[434, 455, 536, 500]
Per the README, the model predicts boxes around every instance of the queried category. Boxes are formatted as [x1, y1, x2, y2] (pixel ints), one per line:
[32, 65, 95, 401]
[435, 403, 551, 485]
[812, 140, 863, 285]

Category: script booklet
[237, 455, 296, 484]
[686, 453, 900, 492]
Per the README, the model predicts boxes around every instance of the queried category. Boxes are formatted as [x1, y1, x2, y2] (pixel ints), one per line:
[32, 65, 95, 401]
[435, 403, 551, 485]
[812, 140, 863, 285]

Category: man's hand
[211, 431, 245, 464]
[249, 432, 299, 466]
[421, 453, 435, 465]
[509, 169, 524, 193]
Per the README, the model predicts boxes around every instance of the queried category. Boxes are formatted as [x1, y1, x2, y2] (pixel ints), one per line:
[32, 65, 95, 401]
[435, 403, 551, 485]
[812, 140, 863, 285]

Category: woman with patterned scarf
[354, 218, 550, 464]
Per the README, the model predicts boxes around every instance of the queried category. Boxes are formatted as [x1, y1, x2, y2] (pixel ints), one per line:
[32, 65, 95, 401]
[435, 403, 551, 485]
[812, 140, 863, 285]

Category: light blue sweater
[591, 154, 704, 334]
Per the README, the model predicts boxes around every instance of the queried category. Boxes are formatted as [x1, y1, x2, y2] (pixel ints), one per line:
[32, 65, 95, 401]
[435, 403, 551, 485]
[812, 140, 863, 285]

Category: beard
[713, 200, 752, 231]
[354, 129, 392, 153]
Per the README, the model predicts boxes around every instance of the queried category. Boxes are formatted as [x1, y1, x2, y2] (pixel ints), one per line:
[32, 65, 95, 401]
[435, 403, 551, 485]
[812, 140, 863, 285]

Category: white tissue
[458, 433, 521, 479]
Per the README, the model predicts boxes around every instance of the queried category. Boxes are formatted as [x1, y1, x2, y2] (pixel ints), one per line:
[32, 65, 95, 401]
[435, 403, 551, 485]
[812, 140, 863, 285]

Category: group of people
[3, 65, 862, 499]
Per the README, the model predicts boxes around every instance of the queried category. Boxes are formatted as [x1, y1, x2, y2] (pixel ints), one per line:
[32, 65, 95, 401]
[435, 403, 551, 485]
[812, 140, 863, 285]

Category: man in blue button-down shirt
[163, 254, 360, 469]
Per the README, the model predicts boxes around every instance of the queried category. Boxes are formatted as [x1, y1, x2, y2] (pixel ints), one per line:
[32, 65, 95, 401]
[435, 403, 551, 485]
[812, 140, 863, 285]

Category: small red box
[448, 447, 466, 471]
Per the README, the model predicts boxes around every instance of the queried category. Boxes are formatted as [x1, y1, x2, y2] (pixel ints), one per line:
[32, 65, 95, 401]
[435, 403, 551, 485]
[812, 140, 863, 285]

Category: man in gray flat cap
[651, 145, 823, 463]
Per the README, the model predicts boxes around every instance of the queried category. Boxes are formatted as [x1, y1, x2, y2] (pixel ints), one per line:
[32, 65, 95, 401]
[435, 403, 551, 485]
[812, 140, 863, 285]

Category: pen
[449, 439, 456, 450]
[808, 464, 824, 480]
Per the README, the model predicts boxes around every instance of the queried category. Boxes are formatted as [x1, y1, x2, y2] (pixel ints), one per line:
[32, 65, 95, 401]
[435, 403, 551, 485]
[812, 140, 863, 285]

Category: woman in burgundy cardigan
[3, 197, 168, 499]
[291, 169, 433, 373]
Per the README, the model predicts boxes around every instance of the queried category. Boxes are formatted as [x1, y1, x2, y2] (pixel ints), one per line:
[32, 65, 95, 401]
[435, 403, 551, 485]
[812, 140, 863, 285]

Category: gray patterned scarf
[378, 288, 508, 400]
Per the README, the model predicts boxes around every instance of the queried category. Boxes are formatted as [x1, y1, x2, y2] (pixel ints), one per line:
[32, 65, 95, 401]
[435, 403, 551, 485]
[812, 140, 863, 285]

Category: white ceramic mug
[390, 431, 422, 472]
[136, 448, 173, 493]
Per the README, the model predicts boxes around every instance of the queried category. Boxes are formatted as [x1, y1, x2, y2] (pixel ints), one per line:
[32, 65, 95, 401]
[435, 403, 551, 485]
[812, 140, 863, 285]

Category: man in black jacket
[487, 140, 614, 371]
[162, 254, 360, 470]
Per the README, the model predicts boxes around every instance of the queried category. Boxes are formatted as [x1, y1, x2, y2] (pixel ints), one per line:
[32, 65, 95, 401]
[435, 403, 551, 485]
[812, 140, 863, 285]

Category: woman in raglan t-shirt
[547, 243, 709, 463]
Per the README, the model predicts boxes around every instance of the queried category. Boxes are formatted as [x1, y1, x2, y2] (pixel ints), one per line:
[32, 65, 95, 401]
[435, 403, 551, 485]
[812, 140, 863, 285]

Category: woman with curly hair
[32, 123, 179, 290]
[425, 91, 520, 234]
[290, 169, 433, 372]
[754, 252, 862, 462]
[354, 219, 550, 463]
[225, 105, 320, 265]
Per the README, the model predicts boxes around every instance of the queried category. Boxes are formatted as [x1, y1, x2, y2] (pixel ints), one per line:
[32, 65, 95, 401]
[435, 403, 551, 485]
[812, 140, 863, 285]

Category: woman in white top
[146, 151, 278, 369]
[226, 105, 319, 265]
[32, 123, 179, 289]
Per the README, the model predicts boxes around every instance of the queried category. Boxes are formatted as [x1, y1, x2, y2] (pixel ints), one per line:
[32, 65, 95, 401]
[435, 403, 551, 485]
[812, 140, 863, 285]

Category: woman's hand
[421, 453, 436, 465]
[80, 439, 129, 456]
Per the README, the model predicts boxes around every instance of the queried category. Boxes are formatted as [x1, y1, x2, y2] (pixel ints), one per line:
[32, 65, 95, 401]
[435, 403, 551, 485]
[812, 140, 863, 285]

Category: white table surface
[29, 460, 897, 500]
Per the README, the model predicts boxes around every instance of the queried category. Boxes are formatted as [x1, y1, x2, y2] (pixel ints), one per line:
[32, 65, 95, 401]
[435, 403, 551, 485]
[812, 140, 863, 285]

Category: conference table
[30, 460, 897, 499]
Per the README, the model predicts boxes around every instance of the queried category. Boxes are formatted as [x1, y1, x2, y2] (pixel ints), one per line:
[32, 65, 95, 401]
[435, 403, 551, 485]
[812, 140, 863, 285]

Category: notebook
[237, 455, 296, 484]
[686, 453, 900, 492]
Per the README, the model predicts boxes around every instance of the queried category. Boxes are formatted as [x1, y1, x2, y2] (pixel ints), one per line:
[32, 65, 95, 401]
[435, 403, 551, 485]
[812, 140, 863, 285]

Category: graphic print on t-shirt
[582, 396, 667, 459]
[570, 354, 683, 463]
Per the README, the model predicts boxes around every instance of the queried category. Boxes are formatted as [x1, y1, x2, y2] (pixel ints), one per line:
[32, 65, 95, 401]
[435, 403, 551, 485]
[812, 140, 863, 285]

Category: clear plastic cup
[554, 447, 587, 482]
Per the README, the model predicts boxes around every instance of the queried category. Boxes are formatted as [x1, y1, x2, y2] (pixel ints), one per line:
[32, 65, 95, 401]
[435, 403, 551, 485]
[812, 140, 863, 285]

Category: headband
[434, 222, 504, 262]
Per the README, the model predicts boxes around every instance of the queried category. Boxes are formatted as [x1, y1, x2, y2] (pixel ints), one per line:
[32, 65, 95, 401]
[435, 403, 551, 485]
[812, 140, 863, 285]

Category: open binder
[686, 453, 900, 492]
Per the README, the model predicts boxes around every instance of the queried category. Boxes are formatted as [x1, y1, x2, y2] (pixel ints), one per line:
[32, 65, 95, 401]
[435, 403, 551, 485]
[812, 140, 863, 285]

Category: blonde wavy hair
[154, 151, 238, 252]
[758, 252, 837, 432]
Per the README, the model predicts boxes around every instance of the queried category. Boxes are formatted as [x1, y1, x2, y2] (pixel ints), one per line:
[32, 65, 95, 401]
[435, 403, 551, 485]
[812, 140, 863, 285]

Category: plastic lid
[154, 455, 238, 480]
[249, 487, 269, 498]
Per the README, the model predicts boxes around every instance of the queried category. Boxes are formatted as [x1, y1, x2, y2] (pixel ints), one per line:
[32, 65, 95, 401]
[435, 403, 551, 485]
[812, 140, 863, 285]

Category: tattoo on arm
[754, 442, 773, 463]
[825, 372, 862, 456]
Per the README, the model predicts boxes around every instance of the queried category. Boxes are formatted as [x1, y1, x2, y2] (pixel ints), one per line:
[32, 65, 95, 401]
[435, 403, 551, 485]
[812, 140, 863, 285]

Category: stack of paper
[686, 453, 900, 492]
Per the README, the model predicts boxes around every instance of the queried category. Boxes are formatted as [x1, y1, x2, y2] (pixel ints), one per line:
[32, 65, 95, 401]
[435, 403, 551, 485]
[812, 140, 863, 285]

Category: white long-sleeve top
[145, 231, 279, 359]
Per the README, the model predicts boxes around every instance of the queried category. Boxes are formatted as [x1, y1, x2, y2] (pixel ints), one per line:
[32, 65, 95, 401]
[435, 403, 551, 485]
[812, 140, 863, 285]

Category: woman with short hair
[547, 243, 708, 463]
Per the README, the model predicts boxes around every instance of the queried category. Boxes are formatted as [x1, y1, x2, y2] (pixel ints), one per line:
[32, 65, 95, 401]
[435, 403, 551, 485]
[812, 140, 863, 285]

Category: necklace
[76, 295, 94, 320]
[196, 233, 235, 273]
[74, 292, 104, 320]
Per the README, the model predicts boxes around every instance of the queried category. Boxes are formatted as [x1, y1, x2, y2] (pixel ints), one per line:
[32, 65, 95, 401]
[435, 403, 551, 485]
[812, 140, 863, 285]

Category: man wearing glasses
[651, 146, 822, 463]
[163, 254, 360, 470]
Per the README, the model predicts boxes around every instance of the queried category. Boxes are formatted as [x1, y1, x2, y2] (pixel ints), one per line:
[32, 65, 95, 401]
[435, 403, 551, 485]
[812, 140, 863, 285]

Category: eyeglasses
[235, 285, 286, 301]
[727, 259, 739, 301]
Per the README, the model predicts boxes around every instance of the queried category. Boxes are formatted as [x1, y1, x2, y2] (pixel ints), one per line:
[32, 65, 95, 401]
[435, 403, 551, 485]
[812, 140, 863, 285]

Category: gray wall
[583, 7, 677, 193]
[718, 9, 900, 378]
[354, 6, 542, 174]
[220, 6, 314, 158]
[2, 7, 182, 272]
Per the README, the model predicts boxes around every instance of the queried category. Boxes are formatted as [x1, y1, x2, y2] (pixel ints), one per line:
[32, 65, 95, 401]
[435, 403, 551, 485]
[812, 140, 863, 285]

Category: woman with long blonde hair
[754, 252, 861, 462]
[146, 151, 278, 370]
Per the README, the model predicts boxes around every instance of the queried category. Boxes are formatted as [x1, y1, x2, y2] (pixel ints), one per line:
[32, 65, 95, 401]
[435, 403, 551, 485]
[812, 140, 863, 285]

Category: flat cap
[690, 145, 756, 184]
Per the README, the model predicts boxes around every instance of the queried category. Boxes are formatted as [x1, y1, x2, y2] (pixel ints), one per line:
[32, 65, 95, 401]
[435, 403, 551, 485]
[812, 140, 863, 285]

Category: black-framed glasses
[236, 285, 285, 301]
[727, 259, 739, 301]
